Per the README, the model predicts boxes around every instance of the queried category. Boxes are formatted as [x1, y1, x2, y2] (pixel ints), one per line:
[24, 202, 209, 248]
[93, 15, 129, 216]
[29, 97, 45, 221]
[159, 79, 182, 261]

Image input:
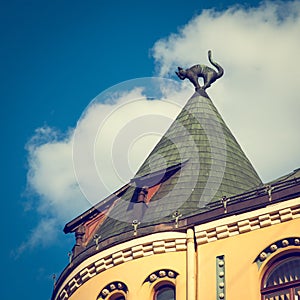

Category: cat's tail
[208, 50, 224, 79]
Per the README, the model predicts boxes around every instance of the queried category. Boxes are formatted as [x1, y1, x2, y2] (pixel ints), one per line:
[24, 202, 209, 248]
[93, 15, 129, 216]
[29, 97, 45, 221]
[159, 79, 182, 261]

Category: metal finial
[265, 185, 274, 201]
[172, 210, 182, 228]
[52, 274, 57, 287]
[220, 196, 229, 213]
[93, 234, 101, 250]
[67, 251, 73, 263]
[132, 220, 140, 236]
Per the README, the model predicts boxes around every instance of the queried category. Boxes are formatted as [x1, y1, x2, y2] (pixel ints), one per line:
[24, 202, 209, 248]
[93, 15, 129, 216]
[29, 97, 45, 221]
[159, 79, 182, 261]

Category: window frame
[108, 292, 126, 300]
[153, 283, 176, 300]
[261, 253, 300, 300]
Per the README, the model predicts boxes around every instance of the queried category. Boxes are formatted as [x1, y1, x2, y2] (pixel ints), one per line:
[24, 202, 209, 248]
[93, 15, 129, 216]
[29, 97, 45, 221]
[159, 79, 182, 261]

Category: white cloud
[73, 82, 191, 205]
[21, 80, 191, 253]
[16, 127, 89, 256]
[22, 0, 300, 251]
[152, 0, 300, 181]
[25, 127, 88, 220]
[13, 218, 59, 258]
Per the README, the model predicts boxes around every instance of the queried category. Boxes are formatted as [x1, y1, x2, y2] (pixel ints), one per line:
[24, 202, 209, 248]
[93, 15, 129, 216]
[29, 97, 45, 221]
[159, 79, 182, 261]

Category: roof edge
[63, 183, 131, 234]
[52, 176, 300, 299]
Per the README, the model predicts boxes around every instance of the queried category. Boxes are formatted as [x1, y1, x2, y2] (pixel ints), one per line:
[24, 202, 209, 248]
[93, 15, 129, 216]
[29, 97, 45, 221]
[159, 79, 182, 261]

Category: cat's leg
[189, 73, 201, 90]
[202, 73, 211, 90]
[202, 71, 218, 90]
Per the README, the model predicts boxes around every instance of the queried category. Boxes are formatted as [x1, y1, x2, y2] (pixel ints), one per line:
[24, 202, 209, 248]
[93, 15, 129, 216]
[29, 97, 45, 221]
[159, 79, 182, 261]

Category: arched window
[97, 281, 127, 300]
[261, 255, 300, 299]
[154, 285, 175, 300]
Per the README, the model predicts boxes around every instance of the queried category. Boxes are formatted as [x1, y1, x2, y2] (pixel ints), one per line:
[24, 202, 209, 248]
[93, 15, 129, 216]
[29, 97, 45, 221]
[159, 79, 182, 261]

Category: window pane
[155, 286, 175, 300]
[265, 257, 300, 288]
[110, 295, 125, 300]
[263, 289, 290, 300]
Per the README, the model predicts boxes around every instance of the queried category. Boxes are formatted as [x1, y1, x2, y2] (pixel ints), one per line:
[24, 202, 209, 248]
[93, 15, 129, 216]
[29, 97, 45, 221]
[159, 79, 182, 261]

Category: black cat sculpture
[175, 50, 224, 91]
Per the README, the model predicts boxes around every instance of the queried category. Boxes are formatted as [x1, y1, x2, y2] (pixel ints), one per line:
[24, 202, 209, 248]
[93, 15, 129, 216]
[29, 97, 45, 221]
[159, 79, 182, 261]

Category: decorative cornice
[53, 197, 300, 300]
[55, 235, 187, 300]
[195, 199, 300, 245]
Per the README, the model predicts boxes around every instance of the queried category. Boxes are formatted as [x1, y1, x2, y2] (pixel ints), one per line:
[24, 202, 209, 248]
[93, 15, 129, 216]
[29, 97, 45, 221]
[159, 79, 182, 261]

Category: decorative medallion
[254, 237, 300, 268]
[144, 269, 178, 284]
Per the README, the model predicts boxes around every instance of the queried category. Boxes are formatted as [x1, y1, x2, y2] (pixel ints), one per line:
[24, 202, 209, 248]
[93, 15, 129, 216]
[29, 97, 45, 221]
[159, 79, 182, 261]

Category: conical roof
[132, 90, 262, 218]
[86, 90, 262, 244]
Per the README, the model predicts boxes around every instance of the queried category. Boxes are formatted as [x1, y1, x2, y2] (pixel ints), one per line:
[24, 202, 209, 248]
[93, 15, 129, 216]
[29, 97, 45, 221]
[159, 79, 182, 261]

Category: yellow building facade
[52, 90, 300, 300]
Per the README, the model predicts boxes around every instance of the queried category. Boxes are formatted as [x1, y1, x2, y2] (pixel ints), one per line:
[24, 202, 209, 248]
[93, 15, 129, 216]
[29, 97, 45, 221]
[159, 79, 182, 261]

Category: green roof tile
[87, 91, 262, 245]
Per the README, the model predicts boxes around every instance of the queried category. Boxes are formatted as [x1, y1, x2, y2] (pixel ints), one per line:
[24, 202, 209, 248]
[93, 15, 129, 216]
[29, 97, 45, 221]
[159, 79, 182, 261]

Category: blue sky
[1, 0, 300, 299]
